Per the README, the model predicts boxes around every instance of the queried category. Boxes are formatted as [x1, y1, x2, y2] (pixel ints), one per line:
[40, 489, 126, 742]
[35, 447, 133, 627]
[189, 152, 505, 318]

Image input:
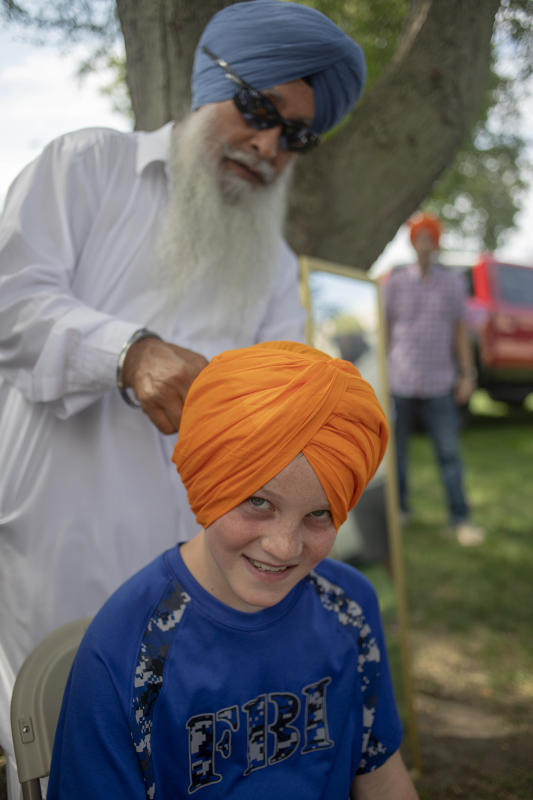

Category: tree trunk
[117, 0, 500, 270]
[116, 0, 245, 129]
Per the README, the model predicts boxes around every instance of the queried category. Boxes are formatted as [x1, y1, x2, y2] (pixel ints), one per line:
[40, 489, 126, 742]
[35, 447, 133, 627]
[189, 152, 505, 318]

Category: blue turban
[191, 0, 366, 135]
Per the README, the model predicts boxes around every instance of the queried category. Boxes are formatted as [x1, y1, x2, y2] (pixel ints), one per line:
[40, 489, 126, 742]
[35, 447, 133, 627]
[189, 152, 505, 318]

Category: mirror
[299, 256, 421, 775]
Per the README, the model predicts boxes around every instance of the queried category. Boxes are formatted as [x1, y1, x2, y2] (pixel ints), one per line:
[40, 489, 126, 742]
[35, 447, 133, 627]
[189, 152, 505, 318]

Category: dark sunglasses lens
[283, 126, 320, 153]
[279, 121, 320, 152]
[234, 88, 277, 129]
[234, 88, 320, 153]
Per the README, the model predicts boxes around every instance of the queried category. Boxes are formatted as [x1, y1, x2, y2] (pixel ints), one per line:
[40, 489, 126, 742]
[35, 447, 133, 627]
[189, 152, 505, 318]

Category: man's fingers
[136, 372, 188, 414]
[168, 344, 209, 374]
[135, 354, 204, 405]
[140, 401, 181, 435]
[137, 377, 185, 433]
[152, 391, 183, 432]
[123, 337, 209, 433]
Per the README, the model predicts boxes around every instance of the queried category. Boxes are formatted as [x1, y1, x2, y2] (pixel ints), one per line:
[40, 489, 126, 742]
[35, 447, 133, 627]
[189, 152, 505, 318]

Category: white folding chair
[10, 618, 91, 799]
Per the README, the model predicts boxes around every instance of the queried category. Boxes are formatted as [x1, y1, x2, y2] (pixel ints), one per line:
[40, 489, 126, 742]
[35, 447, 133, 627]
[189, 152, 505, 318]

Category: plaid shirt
[384, 263, 468, 397]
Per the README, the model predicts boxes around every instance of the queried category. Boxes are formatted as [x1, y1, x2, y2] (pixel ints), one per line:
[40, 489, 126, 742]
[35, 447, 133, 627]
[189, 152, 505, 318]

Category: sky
[1, 26, 532, 274]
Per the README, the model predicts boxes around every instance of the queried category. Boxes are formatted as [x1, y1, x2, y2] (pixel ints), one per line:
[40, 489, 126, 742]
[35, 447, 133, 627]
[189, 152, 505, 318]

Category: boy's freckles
[185, 454, 337, 614]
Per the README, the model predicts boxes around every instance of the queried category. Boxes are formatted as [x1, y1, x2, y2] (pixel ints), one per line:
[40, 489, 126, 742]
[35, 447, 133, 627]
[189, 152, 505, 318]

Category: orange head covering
[172, 341, 389, 531]
[408, 212, 442, 247]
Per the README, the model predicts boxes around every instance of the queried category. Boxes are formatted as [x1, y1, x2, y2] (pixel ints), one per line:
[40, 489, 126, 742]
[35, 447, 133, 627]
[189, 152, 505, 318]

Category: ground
[411, 630, 532, 799]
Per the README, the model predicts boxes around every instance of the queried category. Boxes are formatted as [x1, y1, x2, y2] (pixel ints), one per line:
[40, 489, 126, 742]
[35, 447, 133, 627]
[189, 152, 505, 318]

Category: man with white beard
[0, 1, 366, 795]
[151, 104, 295, 352]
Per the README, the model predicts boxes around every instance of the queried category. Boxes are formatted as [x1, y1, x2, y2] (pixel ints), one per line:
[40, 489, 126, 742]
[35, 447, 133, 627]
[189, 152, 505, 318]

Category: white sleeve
[255, 240, 307, 343]
[0, 133, 141, 418]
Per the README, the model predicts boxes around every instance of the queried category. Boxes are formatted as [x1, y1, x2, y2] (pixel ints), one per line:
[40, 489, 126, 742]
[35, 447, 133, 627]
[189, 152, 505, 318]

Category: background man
[0, 2, 366, 795]
[384, 212, 485, 546]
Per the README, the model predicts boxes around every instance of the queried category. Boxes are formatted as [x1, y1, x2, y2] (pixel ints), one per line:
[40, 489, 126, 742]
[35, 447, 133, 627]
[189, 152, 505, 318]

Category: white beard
[151, 107, 294, 338]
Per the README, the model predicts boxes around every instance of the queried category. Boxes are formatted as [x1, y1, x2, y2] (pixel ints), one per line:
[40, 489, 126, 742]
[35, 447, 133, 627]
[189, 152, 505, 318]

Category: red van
[465, 254, 533, 405]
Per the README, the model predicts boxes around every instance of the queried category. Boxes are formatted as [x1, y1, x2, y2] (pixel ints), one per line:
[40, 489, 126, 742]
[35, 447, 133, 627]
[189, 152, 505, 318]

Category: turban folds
[172, 341, 389, 531]
[191, 0, 366, 135]
[408, 212, 442, 246]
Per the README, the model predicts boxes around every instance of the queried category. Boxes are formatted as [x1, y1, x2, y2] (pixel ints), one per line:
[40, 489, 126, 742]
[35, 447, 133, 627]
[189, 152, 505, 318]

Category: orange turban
[408, 212, 442, 246]
[172, 341, 389, 530]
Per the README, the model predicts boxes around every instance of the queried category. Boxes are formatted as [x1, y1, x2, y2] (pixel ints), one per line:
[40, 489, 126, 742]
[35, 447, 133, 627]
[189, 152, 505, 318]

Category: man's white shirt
[0, 122, 305, 777]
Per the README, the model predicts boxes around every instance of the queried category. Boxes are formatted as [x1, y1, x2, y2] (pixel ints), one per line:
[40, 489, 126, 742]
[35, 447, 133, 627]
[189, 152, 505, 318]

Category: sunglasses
[202, 46, 320, 153]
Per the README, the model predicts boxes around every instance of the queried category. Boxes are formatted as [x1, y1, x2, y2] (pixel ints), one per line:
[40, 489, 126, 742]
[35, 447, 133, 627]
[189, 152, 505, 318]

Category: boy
[48, 341, 418, 799]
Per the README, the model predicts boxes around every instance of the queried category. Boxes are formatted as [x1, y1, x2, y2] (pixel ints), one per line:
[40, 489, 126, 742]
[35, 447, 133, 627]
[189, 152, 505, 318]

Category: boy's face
[198, 454, 336, 613]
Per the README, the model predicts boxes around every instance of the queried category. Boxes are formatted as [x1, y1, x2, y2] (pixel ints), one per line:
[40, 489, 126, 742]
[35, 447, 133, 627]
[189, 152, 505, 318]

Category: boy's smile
[244, 555, 295, 574]
[181, 454, 337, 613]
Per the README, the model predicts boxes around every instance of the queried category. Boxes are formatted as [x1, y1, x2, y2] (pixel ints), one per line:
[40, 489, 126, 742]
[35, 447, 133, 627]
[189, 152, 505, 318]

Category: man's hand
[122, 337, 208, 434]
[454, 374, 476, 406]
[453, 319, 477, 406]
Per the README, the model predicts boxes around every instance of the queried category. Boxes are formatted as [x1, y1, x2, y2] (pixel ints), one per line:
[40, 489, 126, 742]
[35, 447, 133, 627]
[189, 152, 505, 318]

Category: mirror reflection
[303, 261, 389, 566]
[300, 256, 421, 776]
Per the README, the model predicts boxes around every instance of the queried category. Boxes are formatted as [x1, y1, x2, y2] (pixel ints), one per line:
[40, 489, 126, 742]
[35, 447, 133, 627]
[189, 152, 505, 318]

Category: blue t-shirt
[48, 546, 402, 799]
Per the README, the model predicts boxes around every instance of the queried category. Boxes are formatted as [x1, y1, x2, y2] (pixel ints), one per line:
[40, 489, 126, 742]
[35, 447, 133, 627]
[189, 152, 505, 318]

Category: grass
[360, 391, 533, 797]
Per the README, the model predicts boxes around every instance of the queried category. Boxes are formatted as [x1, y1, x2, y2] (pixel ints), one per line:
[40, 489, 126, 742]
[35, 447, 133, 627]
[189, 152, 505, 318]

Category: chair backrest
[10, 618, 91, 799]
